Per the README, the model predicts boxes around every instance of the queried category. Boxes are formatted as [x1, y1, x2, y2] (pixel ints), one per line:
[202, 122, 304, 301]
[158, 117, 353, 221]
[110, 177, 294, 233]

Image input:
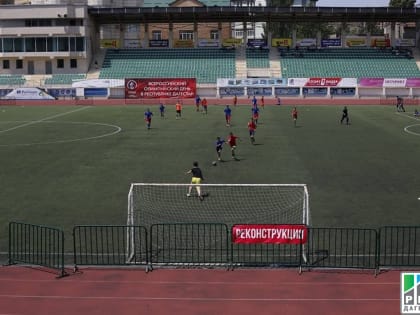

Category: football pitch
[0, 103, 419, 256]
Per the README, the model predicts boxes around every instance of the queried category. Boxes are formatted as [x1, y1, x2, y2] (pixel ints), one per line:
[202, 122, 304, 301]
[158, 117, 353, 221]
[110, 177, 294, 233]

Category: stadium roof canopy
[88, 6, 420, 24]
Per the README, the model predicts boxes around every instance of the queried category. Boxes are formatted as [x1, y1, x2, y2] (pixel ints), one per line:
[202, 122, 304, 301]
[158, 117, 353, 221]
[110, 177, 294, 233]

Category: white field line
[0, 106, 90, 134]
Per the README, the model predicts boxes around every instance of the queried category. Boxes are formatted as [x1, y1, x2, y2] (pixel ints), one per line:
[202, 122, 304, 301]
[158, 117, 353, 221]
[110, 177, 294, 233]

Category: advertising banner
[3, 88, 55, 100]
[173, 40, 194, 48]
[406, 78, 420, 88]
[47, 88, 76, 98]
[232, 224, 308, 245]
[321, 39, 342, 47]
[149, 40, 169, 48]
[272, 38, 292, 47]
[217, 78, 287, 88]
[383, 78, 407, 88]
[358, 78, 384, 87]
[297, 38, 316, 47]
[247, 39, 267, 48]
[346, 37, 367, 47]
[288, 78, 357, 87]
[371, 38, 390, 48]
[222, 38, 242, 48]
[395, 38, 416, 47]
[219, 87, 245, 96]
[100, 39, 120, 49]
[124, 39, 142, 49]
[125, 78, 196, 99]
[198, 39, 219, 47]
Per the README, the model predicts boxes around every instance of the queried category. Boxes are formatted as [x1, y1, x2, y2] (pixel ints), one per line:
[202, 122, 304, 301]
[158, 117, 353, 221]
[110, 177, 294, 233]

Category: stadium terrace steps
[99, 48, 236, 84]
[44, 74, 86, 85]
[279, 47, 420, 78]
[0, 75, 26, 86]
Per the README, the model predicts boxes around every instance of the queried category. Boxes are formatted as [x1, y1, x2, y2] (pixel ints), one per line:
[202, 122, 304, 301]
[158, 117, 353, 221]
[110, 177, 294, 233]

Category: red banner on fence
[232, 224, 308, 244]
[125, 78, 196, 99]
[304, 78, 342, 87]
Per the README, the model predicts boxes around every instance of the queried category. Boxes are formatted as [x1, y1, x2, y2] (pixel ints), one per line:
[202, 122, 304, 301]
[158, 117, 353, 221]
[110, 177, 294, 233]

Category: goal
[126, 184, 309, 261]
[127, 183, 309, 228]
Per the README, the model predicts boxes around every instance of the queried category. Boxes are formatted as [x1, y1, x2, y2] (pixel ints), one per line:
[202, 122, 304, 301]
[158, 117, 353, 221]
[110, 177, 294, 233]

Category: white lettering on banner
[235, 228, 305, 240]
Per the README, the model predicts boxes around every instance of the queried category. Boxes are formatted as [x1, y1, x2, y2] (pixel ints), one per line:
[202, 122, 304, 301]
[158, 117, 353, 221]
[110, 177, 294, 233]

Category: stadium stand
[99, 48, 236, 84]
[280, 47, 420, 78]
[0, 75, 26, 86]
[246, 48, 270, 68]
[44, 74, 86, 85]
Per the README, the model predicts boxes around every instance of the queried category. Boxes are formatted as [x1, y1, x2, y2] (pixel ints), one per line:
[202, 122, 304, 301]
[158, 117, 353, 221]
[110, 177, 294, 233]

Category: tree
[389, 0, 416, 8]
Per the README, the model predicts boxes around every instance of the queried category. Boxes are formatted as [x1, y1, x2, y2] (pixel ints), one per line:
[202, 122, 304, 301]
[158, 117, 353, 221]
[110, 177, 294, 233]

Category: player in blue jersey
[159, 102, 165, 118]
[215, 136, 225, 161]
[224, 105, 232, 126]
[144, 108, 153, 129]
[252, 95, 257, 108]
[252, 106, 260, 124]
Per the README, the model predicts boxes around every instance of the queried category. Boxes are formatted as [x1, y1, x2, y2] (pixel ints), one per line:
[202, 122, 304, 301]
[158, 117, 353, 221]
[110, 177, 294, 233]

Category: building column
[391, 22, 396, 47]
[194, 22, 198, 48]
[143, 23, 149, 48]
[218, 22, 222, 48]
[366, 32, 371, 47]
[292, 27, 297, 48]
[316, 30, 321, 48]
[243, 21, 248, 47]
[169, 23, 174, 48]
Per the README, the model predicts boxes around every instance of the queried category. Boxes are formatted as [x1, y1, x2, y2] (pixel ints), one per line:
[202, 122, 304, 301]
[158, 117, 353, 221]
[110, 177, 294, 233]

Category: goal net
[127, 183, 309, 262]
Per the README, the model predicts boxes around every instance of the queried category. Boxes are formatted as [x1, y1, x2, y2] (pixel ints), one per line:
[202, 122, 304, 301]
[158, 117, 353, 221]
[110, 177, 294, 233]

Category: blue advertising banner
[302, 87, 328, 96]
[219, 87, 245, 97]
[0, 89, 12, 97]
[149, 40, 169, 47]
[247, 87, 272, 96]
[84, 88, 108, 97]
[321, 39, 342, 47]
[48, 88, 76, 98]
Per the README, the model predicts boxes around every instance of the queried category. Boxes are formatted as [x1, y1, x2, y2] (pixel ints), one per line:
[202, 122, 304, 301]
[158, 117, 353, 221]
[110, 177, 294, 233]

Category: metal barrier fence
[8, 222, 66, 277]
[73, 225, 148, 269]
[305, 228, 378, 270]
[8, 223, 420, 272]
[149, 223, 230, 267]
[379, 226, 420, 268]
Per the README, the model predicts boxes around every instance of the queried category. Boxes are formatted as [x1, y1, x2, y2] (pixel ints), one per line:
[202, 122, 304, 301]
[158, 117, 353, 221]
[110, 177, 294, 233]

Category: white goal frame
[126, 183, 309, 262]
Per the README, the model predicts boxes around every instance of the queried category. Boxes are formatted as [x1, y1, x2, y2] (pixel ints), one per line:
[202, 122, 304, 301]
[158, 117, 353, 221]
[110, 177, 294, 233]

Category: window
[25, 38, 35, 52]
[58, 37, 68, 52]
[75, 37, 84, 52]
[36, 37, 46, 52]
[14, 38, 23, 52]
[3, 38, 13, 52]
[70, 37, 76, 52]
[57, 59, 64, 68]
[3, 60, 10, 69]
[210, 30, 219, 40]
[179, 31, 193, 40]
[152, 31, 161, 40]
[16, 59, 23, 69]
[0, 39, 2, 52]
[47, 37, 57, 52]
[70, 59, 77, 68]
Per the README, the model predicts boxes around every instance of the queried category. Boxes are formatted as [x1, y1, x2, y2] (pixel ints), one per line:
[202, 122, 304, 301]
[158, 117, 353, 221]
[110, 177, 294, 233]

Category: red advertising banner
[304, 77, 342, 87]
[232, 224, 308, 245]
[125, 78, 196, 99]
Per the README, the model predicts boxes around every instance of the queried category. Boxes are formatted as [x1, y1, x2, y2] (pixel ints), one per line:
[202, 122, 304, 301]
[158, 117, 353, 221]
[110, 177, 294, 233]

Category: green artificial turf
[0, 104, 419, 255]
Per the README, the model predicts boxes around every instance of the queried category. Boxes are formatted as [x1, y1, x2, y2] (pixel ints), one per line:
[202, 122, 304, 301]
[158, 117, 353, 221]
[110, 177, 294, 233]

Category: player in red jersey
[292, 107, 298, 127]
[260, 95, 265, 108]
[227, 131, 239, 160]
[247, 119, 257, 144]
[233, 95, 237, 107]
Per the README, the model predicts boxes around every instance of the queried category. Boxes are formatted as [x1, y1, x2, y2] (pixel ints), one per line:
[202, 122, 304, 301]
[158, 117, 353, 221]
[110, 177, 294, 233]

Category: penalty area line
[0, 106, 90, 134]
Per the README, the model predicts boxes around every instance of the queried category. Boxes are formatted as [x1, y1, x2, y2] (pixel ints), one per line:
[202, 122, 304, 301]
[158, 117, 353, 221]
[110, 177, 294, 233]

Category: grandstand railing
[8, 222, 66, 277]
[8, 223, 420, 273]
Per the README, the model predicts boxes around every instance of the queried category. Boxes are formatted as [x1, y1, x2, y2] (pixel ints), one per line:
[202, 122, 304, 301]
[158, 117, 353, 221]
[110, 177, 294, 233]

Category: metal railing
[8, 223, 420, 274]
[8, 222, 66, 277]
[73, 225, 148, 269]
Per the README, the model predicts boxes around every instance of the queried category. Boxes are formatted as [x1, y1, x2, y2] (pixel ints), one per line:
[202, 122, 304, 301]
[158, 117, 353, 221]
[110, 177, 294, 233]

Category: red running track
[0, 266, 400, 315]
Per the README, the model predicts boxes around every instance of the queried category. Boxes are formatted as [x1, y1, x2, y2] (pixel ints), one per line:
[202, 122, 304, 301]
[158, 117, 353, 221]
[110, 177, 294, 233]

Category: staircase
[269, 48, 281, 77]
[235, 46, 247, 79]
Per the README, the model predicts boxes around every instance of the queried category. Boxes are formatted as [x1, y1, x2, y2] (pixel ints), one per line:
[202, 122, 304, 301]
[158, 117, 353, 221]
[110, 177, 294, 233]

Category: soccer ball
[212, 161, 217, 166]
